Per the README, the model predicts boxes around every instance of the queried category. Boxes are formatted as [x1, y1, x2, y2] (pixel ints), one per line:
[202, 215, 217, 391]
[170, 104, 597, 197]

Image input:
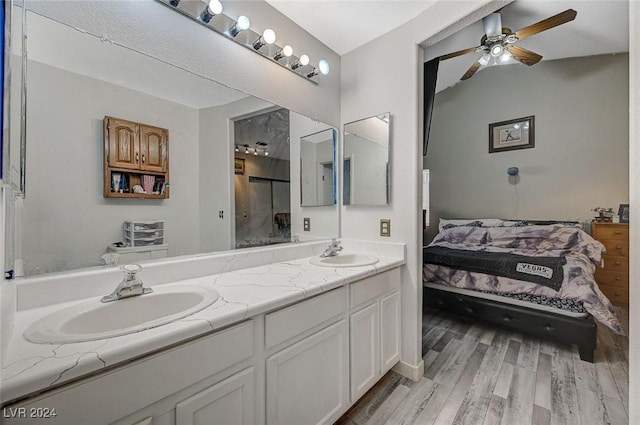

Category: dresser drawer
[599, 284, 629, 305]
[592, 224, 629, 241]
[595, 269, 629, 287]
[599, 239, 629, 257]
[602, 255, 628, 272]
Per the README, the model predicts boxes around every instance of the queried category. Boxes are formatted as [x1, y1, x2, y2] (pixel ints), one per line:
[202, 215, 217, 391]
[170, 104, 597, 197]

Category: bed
[422, 219, 623, 363]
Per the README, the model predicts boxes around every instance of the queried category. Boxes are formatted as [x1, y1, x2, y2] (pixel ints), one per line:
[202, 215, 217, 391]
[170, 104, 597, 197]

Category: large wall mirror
[343, 113, 390, 206]
[7, 2, 339, 276]
[300, 128, 336, 207]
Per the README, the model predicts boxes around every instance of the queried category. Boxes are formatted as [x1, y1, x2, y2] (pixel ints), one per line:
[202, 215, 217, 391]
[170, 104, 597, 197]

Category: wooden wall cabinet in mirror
[104, 116, 169, 199]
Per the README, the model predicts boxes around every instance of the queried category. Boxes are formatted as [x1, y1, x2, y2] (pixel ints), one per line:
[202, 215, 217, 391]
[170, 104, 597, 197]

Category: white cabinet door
[266, 320, 349, 425]
[349, 302, 380, 402]
[380, 291, 401, 373]
[176, 367, 255, 425]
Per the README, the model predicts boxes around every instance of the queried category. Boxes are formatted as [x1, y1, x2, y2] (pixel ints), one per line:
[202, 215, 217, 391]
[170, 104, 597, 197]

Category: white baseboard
[392, 359, 424, 381]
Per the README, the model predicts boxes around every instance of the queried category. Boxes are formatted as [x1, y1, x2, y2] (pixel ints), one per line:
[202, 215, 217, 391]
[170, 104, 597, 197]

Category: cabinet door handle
[142, 154, 145, 164]
[615, 231, 622, 234]
[615, 261, 621, 265]
[136, 152, 139, 163]
[615, 276, 621, 281]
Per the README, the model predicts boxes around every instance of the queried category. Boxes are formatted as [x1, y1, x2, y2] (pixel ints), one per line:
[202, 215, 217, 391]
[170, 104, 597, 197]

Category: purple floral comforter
[423, 225, 622, 334]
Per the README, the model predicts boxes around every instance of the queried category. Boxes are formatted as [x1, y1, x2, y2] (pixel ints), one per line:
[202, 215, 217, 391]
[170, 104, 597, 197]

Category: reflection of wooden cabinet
[592, 222, 629, 305]
[104, 116, 169, 199]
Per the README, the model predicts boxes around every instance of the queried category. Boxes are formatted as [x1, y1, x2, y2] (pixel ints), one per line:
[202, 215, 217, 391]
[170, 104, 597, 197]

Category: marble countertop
[1, 254, 404, 404]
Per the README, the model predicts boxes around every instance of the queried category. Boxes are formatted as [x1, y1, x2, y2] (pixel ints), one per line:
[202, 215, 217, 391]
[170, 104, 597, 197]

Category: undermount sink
[24, 284, 219, 344]
[309, 252, 379, 268]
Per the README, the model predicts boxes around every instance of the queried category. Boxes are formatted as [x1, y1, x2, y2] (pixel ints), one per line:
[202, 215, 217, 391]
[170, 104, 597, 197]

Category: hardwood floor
[336, 306, 629, 425]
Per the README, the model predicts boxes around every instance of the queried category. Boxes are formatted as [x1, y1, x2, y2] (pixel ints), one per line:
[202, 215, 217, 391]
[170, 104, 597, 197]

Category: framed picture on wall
[489, 116, 535, 153]
[234, 158, 245, 175]
[618, 203, 629, 223]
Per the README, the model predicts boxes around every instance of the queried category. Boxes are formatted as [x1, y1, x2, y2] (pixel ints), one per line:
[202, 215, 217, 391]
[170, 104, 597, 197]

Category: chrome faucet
[320, 238, 343, 258]
[101, 264, 153, 303]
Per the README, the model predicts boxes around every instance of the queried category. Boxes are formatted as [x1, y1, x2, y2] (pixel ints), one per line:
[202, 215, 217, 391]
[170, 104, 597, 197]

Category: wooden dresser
[592, 222, 629, 306]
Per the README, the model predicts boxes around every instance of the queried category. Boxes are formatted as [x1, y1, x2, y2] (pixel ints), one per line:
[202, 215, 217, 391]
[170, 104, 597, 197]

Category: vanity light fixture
[199, 0, 223, 24]
[291, 54, 309, 69]
[274, 45, 293, 61]
[229, 15, 250, 37]
[253, 29, 276, 50]
[157, 0, 329, 84]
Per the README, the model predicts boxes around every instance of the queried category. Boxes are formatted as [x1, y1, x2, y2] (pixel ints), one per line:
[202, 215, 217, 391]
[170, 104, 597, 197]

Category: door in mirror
[300, 128, 336, 207]
[343, 113, 390, 206]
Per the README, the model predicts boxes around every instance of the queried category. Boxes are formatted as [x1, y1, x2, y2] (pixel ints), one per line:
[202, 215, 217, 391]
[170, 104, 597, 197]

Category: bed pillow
[501, 220, 583, 229]
[438, 218, 505, 232]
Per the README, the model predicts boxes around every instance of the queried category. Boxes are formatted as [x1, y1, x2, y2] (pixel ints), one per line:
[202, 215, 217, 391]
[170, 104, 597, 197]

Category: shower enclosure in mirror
[343, 113, 391, 206]
[6, 2, 339, 276]
[300, 128, 336, 207]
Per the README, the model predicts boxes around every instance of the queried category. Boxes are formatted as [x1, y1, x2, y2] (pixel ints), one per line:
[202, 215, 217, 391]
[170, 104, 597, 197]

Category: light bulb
[478, 54, 490, 66]
[230, 15, 250, 37]
[253, 150, 258, 156]
[253, 29, 276, 50]
[490, 44, 503, 58]
[208, 0, 222, 15]
[500, 52, 510, 63]
[263, 29, 276, 44]
[235, 145, 239, 152]
[200, 0, 222, 23]
[265, 150, 269, 156]
[292, 54, 309, 69]
[274, 45, 293, 61]
[318, 59, 330, 76]
[245, 146, 249, 154]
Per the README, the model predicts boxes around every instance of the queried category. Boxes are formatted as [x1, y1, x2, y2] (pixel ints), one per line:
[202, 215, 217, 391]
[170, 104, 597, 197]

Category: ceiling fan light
[490, 44, 503, 57]
[478, 54, 490, 66]
[500, 52, 510, 63]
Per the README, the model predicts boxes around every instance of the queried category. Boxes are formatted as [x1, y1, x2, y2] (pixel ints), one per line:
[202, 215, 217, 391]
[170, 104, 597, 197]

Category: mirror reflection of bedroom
[420, 0, 628, 422]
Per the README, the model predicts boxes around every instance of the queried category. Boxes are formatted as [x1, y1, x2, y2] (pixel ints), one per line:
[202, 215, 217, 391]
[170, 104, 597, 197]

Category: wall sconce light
[157, 0, 329, 84]
[199, 0, 223, 23]
[253, 28, 276, 50]
[229, 15, 250, 37]
[274, 45, 293, 61]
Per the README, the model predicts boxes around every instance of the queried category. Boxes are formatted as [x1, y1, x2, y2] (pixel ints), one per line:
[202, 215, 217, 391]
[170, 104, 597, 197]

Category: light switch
[304, 217, 311, 232]
[380, 219, 391, 237]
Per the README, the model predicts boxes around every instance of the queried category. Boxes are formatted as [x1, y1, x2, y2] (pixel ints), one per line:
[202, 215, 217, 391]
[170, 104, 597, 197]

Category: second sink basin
[310, 252, 379, 268]
[24, 283, 219, 344]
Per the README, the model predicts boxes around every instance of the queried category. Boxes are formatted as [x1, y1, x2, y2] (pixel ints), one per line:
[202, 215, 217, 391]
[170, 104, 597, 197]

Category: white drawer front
[350, 268, 400, 309]
[265, 287, 347, 350]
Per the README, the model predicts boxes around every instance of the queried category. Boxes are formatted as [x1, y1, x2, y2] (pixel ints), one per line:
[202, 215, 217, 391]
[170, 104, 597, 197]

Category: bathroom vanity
[1, 242, 404, 425]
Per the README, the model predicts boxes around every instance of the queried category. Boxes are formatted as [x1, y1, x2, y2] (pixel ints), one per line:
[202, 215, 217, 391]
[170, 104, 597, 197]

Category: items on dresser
[592, 222, 629, 305]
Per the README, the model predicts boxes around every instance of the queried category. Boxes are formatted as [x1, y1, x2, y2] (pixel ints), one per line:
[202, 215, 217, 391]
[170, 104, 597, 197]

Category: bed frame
[422, 284, 597, 362]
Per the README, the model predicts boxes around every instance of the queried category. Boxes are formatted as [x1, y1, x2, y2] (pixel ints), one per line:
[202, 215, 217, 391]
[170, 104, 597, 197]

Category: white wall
[341, 0, 511, 374]
[21, 61, 200, 274]
[425, 54, 629, 242]
[343, 134, 388, 205]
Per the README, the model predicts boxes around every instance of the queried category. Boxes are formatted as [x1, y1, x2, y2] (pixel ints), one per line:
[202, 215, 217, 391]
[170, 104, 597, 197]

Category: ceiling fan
[439, 8, 577, 80]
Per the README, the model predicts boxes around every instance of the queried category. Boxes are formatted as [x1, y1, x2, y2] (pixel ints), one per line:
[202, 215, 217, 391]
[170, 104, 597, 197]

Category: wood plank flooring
[336, 306, 629, 425]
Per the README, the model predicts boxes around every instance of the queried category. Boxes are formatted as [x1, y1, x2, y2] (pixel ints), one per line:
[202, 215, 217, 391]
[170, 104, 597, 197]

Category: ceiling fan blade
[514, 9, 577, 41]
[440, 46, 482, 61]
[507, 45, 542, 66]
[461, 61, 482, 80]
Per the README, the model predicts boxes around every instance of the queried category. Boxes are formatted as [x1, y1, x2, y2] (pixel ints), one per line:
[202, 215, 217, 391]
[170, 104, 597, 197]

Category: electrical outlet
[380, 219, 391, 237]
[303, 217, 311, 232]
